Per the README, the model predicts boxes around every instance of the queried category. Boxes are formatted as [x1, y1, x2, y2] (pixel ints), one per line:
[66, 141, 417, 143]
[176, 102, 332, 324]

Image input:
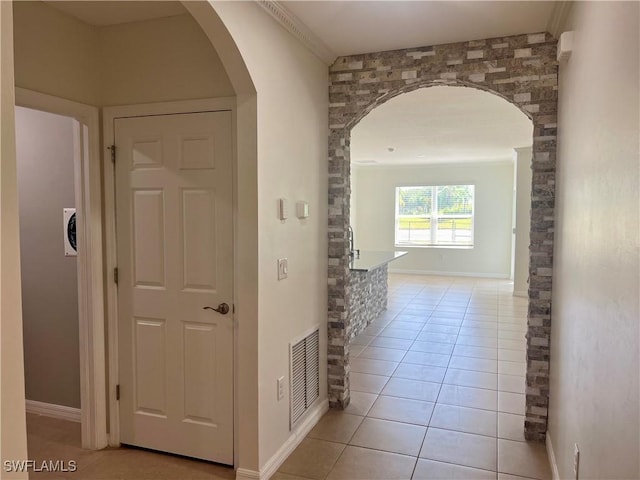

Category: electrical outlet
[573, 443, 580, 479]
[277, 376, 285, 401]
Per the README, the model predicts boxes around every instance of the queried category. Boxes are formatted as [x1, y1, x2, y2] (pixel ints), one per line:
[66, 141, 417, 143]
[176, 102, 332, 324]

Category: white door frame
[103, 97, 237, 449]
[15, 88, 107, 450]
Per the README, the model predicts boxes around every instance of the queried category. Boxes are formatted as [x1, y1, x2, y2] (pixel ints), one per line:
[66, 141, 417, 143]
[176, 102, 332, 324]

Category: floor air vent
[290, 328, 320, 428]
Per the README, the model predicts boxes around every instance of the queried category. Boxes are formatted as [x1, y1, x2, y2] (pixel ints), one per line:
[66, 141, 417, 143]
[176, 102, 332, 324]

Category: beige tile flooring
[26, 274, 550, 480]
[276, 274, 551, 480]
[26, 414, 234, 479]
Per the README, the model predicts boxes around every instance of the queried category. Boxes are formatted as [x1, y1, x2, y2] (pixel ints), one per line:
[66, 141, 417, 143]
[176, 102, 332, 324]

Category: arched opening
[328, 40, 558, 442]
[350, 85, 532, 283]
[8, 0, 260, 471]
[345, 83, 534, 439]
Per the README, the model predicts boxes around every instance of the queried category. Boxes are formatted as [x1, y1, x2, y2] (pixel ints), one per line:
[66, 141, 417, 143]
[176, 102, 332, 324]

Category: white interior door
[115, 111, 233, 464]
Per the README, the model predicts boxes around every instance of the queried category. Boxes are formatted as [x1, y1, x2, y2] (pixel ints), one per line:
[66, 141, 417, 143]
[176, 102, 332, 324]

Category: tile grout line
[411, 281, 467, 476]
[339, 276, 531, 479]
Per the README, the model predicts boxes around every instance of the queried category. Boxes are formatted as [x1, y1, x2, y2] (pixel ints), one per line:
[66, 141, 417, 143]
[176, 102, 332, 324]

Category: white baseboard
[26, 399, 81, 423]
[235, 469, 260, 480]
[388, 268, 510, 279]
[546, 433, 560, 480]
[236, 399, 329, 480]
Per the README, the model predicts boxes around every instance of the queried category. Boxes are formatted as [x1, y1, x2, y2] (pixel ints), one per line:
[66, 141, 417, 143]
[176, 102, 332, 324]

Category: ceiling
[282, 1, 557, 58]
[44, 1, 560, 57]
[45, 1, 186, 27]
[42, 1, 544, 167]
[351, 86, 532, 166]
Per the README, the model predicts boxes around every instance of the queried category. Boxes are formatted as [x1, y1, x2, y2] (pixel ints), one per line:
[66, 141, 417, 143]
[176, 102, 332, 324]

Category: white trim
[354, 159, 514, 169]
[235, 469, 260, 480]
[388, 268, 510, 279]
[26, 400, 81, 423]
[255, 1, 336, 65]
[547, 1, 573, 39]
[103, 97, 235, 119]
[546, 433, 560, 480]
[557, 31, 574, 63]
[103, 97, 237, 448]
[15, 89, 107, 450]
[514, 146, 533, 155]
[513, 290, 528, 298]
[235, 399, 328, 480]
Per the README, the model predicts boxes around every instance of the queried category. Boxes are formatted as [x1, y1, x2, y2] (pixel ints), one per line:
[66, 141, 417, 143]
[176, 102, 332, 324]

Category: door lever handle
[203, 303, 230, 315]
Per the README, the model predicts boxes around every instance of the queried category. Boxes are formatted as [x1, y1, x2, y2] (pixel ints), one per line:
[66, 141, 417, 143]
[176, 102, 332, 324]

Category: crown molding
[514, 146, 533, 154]
[557, 31, 574, 62]
[547, 1, 573, 39]
[255, 0, 337, 65]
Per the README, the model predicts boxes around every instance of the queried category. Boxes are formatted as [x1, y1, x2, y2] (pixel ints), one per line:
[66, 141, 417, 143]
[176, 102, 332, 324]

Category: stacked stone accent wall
[349, 265, 388, 339]
[327, 32, 558, 441]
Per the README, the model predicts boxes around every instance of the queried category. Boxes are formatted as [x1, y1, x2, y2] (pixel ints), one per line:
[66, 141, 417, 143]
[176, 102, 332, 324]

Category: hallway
[276, 274, 551, 480]
[26, 273, 551, 480]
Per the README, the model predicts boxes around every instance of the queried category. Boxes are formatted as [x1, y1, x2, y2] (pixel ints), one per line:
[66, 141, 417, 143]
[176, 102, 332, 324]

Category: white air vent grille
[290, 328, 320, 428]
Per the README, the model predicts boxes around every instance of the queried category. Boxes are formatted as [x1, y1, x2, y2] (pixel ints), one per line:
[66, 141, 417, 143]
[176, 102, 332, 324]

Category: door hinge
[116, 384, 120, 401]
[114, 267, 119, 285]
[109, 145, 116, 163]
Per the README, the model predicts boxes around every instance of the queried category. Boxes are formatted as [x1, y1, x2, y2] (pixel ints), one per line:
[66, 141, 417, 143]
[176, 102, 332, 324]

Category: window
[395, 184, 474, 247]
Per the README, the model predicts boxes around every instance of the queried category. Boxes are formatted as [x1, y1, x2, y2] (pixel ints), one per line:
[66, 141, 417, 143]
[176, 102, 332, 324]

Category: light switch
[278, 258, 288, 280]
[278, 198, 288, 220]
[277, 376, 285, 401]
[296, 201, 309, 219]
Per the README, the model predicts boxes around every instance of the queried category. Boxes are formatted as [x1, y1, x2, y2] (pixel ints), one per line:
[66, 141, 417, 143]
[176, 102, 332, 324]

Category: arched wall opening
[8, 0, 260, 471]
[349, 85, 533, 281]
[327, 35, 558, 441]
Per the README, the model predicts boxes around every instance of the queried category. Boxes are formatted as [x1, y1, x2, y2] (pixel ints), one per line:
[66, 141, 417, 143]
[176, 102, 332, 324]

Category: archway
[350, 84, 532, 281]
[327, 35, 557, 441]
[5, 0, 260, 472]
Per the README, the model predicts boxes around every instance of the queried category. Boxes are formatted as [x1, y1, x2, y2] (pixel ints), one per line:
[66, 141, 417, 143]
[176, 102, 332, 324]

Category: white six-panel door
[115, 111, 233, 464]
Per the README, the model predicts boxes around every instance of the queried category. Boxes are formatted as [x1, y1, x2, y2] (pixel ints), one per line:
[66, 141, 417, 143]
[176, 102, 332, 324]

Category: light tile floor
[25, 414, 234, 479]
[276, 274, 551, 480]
[26, 274, 550, 480]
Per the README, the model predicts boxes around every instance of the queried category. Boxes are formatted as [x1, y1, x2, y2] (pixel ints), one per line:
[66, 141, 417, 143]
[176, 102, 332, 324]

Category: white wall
[13, 1, 101, 106]
[208, 2, 329, 474]
[16, 107, 80, 409]
[99, 13, 234, 106]
[350, 164, 358, 240]
[352, 162, 514, 277]
[13, 1, 234, 106]
[1, 1, 29, 477]
[513, 147, 532, 296]
[549, 2, 639, 479]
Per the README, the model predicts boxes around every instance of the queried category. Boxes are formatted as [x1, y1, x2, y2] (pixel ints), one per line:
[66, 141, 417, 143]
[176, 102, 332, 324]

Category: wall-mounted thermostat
[63, 208, 77, 257]
[296, 201, 309, 219]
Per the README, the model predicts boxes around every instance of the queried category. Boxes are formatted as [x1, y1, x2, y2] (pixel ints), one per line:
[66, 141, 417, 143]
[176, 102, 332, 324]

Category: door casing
[103, 97, 239, 460]
[15, 88, 107, 450]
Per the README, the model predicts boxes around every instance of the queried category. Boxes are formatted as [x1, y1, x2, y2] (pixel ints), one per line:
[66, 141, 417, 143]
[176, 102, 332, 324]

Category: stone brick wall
[349, 265, 388, 339]
[327, 32, 558, 441]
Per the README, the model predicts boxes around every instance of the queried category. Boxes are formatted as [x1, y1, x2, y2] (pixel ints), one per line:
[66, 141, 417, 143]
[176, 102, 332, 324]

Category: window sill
[394, 244, 474, 250]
